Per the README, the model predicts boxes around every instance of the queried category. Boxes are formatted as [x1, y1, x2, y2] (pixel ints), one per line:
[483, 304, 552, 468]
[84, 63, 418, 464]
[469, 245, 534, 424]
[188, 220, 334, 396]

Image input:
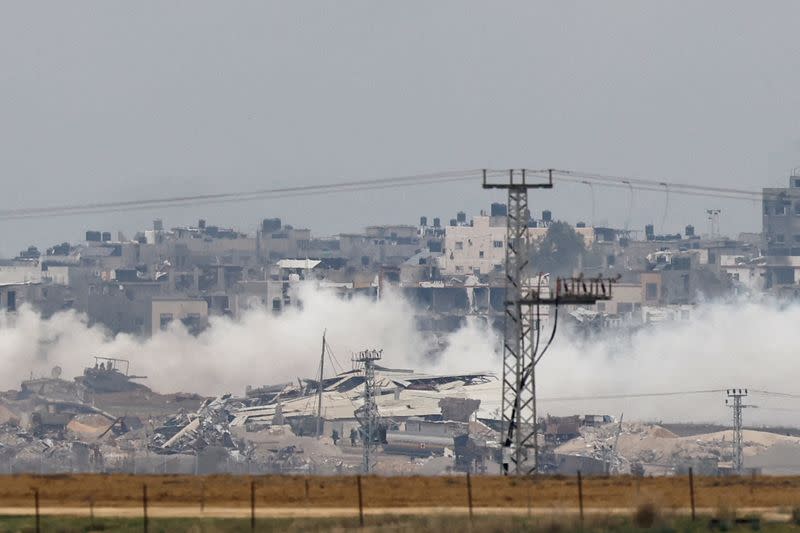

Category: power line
[534, 388, 800, 403]
[541, 169, 800, 203]
[0, 166, 788, 223]
[546, 174, 762, 201]
[749, 389, 800, 400]
[0, 170, 497, 221]
[537, 389, 726, 402]
[547, 169, 766, 198]
[1, 176, 483, 221]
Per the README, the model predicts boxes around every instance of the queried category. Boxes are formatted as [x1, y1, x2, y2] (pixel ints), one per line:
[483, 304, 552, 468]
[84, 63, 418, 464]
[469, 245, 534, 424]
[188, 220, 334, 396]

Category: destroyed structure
[1, 353, 797, 476]
[2, 177, 800, 475]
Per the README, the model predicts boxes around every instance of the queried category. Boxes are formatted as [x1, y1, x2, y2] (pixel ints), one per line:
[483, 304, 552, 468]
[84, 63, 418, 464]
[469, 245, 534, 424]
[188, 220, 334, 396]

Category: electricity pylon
[354, 349, 382, 473]
[483, 169, 616, 475]
[725, 388, 750, 473]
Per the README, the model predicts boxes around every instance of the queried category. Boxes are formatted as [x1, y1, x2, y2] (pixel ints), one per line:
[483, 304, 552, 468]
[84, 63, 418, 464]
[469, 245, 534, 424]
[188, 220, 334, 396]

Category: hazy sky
[2, 2, 800, 256]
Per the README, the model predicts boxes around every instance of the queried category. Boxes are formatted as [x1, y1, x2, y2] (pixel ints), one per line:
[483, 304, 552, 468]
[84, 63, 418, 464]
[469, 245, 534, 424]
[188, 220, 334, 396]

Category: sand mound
[0, 404, 20, 426]
[647, 426, 678, 439]
[67, 414, 113, 439]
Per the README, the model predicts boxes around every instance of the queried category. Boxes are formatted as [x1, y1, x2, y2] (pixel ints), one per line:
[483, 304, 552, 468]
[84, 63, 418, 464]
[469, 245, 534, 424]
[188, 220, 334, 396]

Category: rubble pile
[557, 422, 681, 473]
[555, 422, 800, 475]
[244, 425, 351, 474]
[22, 359, 800, 476]
[0, 419, 104, 473]
[550, 421, 633, 474]
[150, 394, 243, 455]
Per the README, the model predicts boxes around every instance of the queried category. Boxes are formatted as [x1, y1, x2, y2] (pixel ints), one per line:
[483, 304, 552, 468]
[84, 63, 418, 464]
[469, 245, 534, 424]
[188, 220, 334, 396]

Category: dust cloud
[536, 301, 800, 426]
[0, 287, 798, 426]
[0, 284, 429, 394]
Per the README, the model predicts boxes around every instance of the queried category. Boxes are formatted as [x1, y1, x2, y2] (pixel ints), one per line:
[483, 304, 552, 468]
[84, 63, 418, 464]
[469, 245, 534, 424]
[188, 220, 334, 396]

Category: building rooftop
[276, 259, 321, 270]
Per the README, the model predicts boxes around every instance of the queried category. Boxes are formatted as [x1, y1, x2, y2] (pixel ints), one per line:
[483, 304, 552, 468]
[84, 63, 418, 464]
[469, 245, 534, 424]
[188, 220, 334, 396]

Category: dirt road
[0, 505, 792, 522]
[2, 474, 800, 511]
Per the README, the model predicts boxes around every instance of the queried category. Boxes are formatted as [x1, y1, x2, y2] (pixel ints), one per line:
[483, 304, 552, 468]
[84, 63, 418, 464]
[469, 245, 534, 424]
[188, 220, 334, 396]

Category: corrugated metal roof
[0, 281, 40, 287]
[276, 259, 321, 269]
[231, 370, 500, 425]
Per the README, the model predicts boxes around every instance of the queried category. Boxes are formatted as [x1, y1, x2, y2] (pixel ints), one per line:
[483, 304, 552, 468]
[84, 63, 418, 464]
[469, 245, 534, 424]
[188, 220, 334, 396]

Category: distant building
[149, 297, 208, 336]
[439, 213, 594, 276]
[338, 225, 422, 266]
[763, 170, 800, 256]
[87, 280, 165, 335]
[0, 282, 29, 312]
[0, 262, 42, 284]
[719, 255, 767, 293]
[258, 219, 310, 262]
[594, 282, 643, 316]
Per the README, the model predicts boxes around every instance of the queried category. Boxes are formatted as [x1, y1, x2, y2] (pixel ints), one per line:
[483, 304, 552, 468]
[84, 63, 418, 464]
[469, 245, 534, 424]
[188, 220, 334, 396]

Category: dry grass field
[0, 474, 799, 511]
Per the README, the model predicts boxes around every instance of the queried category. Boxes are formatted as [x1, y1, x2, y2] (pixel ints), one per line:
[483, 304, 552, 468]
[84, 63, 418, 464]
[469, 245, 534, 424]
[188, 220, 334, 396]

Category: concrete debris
[554, 421, 800, 476]
[149, 394, 243, 455]
[7, 359, 800, 476]
[233, 367, 499, 427]
[0, 420, 104, 474]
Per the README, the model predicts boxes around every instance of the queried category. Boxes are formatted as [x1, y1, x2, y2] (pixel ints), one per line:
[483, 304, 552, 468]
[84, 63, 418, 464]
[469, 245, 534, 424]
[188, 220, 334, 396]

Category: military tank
[75, 357, 148, 393]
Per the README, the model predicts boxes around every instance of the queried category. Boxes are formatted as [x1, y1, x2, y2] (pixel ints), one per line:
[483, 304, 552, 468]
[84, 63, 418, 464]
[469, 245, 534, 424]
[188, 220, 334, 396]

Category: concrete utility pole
[483, 169, 615, 475]
[354, 349, 382, 474]
[725, 388, 749, 473]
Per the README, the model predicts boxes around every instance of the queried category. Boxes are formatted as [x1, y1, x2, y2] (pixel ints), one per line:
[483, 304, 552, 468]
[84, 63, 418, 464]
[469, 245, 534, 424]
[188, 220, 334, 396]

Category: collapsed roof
[232, 367, 498, 427]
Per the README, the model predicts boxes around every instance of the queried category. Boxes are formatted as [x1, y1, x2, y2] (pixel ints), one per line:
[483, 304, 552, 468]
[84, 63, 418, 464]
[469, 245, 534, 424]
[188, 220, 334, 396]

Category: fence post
[142, 484, 148, 533]
[304, 478, 310, 507]
[466, 472, 474, 521]
[357, 475, 365, 527]
[577, 470, 584, 522]
[34, 488, 40, 533]
[250, 480, 256, 532]
[200, 481, 205, 512]
[689, 467, 696, 521]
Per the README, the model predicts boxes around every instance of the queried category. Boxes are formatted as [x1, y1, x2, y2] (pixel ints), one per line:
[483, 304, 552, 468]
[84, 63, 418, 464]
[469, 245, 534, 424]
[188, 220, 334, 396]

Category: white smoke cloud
[1, 287, 799, 426]
[0, 284, 430, 395]
[536, 300, 800, 426]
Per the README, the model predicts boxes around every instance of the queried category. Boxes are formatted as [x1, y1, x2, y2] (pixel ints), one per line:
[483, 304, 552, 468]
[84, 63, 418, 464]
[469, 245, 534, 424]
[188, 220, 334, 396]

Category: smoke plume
[1, 286, 799, 426]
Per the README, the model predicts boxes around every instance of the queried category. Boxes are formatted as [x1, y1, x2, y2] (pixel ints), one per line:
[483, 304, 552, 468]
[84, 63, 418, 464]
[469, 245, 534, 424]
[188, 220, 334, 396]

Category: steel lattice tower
[726, 388, 748, 473]
[484, 170, 551, 474]
[484, 169, 616, 475]
[354, 349, 382, 473]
